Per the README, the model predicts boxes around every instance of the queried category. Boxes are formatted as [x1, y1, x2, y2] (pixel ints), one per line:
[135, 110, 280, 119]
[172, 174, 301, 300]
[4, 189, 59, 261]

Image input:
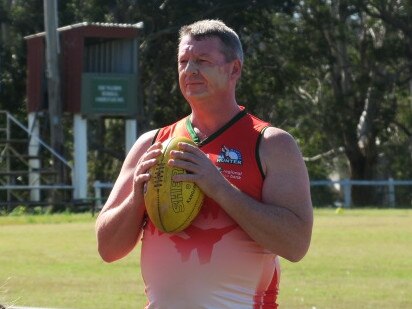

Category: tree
[0, 0, 44, 114]
[285, 0, 409, 205]
[360, 0, 412, 165]
[1, 0, 411, 207]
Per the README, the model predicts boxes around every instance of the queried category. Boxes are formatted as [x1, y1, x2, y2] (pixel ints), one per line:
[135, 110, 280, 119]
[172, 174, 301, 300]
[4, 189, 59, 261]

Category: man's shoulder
[260, 126, 303, 171]
[261, 126, 297, 148]
[244, 111, 271, 129]
[155, 115, 190, 141]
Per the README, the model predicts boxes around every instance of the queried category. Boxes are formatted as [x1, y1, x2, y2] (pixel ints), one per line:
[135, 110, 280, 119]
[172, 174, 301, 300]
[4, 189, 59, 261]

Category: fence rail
[93, 181, 115, 209]
[94, 178, 412, 209]
[0, 185, 74, 190]
[311, 178, 412, 207]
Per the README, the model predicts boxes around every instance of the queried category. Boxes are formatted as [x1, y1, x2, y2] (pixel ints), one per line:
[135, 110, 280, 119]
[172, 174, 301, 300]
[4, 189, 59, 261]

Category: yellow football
[144, 136, 204, 233]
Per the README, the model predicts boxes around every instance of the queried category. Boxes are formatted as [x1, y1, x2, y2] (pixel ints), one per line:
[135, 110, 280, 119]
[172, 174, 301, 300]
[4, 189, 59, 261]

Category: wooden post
[44, 0, 65, 206]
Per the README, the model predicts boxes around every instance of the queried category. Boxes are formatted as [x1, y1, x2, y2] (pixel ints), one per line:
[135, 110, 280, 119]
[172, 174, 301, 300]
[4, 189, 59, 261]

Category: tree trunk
[346, 142, 378, 206]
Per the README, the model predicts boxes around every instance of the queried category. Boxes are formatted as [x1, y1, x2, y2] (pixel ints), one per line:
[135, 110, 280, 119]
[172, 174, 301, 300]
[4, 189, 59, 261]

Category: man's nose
[185, 60, 199, 75]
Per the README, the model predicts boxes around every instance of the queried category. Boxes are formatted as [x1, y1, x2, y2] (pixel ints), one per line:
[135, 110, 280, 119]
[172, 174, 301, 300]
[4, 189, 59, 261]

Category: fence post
[342, 178, 351, 208]
[94, 181, 102, 209]
[388, 177, 395, 208]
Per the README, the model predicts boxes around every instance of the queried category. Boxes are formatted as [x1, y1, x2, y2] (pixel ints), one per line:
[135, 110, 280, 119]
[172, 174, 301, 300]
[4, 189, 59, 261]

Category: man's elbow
[97, 242, 119, 263]
[96, 231, 122, 263]
[284, 237, 312, 263]
[286, 211, 313, 262]
[96, 233, 137, 263]
[281, 233, 311, 263]
[284, 247, 309, 263]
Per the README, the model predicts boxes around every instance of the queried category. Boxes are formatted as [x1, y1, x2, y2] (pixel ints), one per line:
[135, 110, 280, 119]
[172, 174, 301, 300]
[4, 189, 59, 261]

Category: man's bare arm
[96, 130, 161, 262]
[170, 127, 313, 261]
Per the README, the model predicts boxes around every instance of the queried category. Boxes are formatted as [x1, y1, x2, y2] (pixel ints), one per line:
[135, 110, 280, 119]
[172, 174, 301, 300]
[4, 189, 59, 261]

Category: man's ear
[231, 59, 242, 81]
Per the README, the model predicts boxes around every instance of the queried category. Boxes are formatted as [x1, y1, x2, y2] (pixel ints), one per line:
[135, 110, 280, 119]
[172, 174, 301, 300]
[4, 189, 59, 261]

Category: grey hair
[178, 19, 244, 64]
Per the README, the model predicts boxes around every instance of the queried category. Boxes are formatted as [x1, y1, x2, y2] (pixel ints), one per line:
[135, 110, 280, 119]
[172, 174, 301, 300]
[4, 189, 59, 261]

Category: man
[96, 19, 313, 308]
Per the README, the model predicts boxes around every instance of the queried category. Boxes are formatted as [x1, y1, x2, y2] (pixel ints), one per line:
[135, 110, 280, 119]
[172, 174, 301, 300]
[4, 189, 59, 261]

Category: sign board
[81, 73, 138, 116]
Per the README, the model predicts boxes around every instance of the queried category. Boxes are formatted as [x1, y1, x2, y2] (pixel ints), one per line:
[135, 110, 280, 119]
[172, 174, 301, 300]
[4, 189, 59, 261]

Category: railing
[311, 178, 412, 208]
[0, 111, 73, 210]
[0, 111, 71, 168]
[94, 178, 412, 210]
[0, 185, 74, 190]
[93, 181, 115, 209]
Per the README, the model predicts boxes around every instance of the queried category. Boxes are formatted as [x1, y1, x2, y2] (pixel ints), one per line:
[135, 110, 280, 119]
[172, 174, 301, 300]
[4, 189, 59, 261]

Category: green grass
[0, 209, 411, 308]
[0, 213, 144, 308]
[278, 208, 412, 308]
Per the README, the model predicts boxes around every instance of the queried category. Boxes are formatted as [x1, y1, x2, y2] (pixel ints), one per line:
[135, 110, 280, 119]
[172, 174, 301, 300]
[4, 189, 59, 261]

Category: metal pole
[28, 112, 41, 201]
[73, 114, 88, 200]
[388, 177, 395, 208]
[343, 178, 352, 208]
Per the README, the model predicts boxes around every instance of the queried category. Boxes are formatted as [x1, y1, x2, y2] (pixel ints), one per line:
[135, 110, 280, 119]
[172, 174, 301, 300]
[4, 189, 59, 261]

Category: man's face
[178, 35, 235, 102]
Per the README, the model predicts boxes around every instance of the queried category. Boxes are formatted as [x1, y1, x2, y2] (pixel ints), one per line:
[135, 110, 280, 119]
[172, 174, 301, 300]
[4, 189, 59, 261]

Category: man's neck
[189, 100, 241, 138]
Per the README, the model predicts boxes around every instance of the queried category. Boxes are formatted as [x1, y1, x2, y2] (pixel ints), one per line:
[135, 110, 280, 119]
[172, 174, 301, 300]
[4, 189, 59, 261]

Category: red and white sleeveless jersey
[141, 108, 280, 308]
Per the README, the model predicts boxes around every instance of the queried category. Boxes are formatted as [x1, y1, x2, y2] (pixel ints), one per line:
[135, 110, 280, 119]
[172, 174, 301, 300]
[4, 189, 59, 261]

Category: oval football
[144, 136, 204, 233]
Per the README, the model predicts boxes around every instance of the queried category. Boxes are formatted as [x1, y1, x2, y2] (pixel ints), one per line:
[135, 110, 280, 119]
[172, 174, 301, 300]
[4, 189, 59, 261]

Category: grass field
[0, 209, 411, 308]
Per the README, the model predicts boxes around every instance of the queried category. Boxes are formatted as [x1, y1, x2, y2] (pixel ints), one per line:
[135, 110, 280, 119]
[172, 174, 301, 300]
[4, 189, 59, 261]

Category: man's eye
[179, 60, 188, 65]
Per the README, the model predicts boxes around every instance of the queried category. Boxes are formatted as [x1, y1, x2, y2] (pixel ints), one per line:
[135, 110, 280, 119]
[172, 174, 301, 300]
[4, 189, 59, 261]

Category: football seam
[169, 189, 204, 233]
[158, 138, 172, 232]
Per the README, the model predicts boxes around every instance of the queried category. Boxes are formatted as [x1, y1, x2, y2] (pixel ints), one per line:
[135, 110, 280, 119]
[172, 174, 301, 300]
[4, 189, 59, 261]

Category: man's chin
[184, 91, 208, 100]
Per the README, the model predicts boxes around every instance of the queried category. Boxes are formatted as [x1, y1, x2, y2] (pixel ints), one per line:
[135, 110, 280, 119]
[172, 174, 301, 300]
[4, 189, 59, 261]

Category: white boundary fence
[93, 181, 115, 210]
[94, 178, 412, 209]
[311, 178, 412, 208]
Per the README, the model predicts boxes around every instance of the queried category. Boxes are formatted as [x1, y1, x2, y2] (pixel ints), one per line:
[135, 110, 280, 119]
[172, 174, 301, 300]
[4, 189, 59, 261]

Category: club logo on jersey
[217, 146, 242, 165]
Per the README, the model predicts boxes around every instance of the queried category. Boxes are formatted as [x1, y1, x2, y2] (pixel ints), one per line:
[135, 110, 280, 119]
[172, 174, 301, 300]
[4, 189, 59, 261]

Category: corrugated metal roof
[25, 21, 142, 113]
[24, 21, 144, 39]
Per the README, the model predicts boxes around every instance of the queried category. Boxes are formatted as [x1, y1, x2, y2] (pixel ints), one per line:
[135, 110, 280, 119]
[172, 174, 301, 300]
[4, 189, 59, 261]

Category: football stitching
[158, 138, 172, 232]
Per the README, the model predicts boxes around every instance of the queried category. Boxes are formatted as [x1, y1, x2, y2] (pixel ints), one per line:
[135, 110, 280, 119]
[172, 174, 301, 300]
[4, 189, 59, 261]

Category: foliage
[0, 0, 44, 115]
[0, 0, 411, 205]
